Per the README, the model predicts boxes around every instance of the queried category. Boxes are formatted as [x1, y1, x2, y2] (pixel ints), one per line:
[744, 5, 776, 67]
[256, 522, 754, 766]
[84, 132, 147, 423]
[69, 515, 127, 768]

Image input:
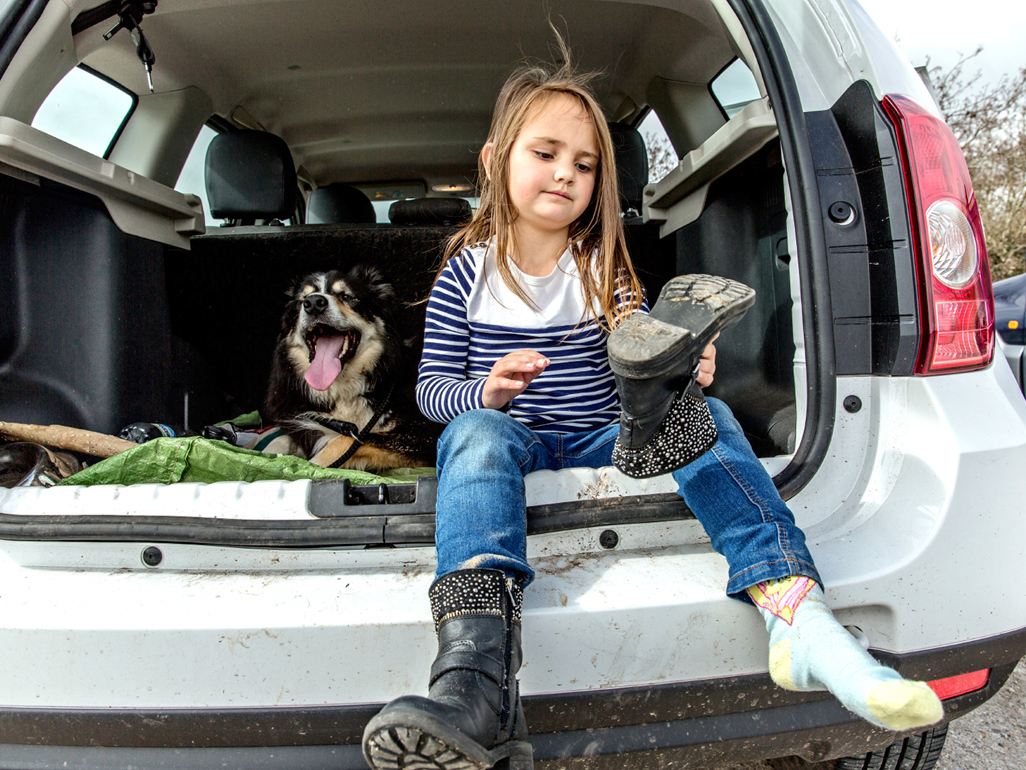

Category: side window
[639, 109, 677, 185]
[174, 125, 220, 226]
[31, 66, 135, 158]
[710, 59, 762, 119]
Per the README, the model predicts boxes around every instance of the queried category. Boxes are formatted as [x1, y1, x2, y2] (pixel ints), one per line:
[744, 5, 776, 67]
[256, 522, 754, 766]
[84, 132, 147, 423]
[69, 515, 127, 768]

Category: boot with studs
[608, 274, 755, 478]
[362, 569, 533, 770]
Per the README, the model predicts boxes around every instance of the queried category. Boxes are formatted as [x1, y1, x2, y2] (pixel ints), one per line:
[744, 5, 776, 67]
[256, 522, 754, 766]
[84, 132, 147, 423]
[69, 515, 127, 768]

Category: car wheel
[832, 724, 948, 770]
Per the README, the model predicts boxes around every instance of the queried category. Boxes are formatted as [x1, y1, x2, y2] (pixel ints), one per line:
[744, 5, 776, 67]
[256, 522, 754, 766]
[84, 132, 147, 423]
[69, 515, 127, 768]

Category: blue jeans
[433, 398, 821, 601]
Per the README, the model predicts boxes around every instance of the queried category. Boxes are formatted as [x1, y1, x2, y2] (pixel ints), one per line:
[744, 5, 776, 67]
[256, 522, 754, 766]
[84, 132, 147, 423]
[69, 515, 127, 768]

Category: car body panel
[1, 372, 1023, 709]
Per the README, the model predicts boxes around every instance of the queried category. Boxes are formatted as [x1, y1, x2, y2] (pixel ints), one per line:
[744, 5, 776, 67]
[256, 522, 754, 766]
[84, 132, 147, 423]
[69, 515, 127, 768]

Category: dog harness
[310, 382, 395, 469]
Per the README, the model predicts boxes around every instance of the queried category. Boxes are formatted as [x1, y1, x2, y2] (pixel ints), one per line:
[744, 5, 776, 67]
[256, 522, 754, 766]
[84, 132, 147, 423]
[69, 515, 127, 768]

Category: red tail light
[882, 94, 994, 374]
[927, 669, 990, 700]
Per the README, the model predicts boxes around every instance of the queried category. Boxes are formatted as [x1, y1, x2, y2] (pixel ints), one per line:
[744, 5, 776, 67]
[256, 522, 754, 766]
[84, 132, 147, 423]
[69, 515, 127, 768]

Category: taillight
[882, 94, 995, 374]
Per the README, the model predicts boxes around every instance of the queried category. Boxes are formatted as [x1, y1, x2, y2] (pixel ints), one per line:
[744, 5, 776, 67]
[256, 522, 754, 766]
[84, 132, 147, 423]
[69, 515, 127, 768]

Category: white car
[0, 1, 1024, 769]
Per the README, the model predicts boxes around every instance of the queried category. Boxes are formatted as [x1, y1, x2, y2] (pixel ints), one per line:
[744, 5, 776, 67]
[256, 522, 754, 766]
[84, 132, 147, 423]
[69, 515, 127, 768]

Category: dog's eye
[337, 292, 354, 304]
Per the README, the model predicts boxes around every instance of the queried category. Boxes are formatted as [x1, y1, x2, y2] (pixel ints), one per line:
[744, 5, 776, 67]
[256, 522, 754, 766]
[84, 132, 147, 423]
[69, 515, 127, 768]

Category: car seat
[609, 121, 649, 221]
[204, 130, 298, 225]
[389, 197, 471, 226]
[306, 183, 376, 224]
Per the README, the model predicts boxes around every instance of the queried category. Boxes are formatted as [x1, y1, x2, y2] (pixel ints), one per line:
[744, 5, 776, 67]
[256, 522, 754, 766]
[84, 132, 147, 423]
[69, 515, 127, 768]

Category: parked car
[994, 272, 1026, 392]
[1, 1, 1025, 769]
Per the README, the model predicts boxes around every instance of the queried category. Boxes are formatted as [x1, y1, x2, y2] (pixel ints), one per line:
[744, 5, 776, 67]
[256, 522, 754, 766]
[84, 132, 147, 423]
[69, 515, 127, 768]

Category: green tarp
[59, 437, 435, 487]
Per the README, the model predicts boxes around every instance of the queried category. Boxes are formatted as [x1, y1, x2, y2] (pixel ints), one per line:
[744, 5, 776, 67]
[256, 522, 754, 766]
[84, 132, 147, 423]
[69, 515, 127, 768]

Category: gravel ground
[707, 658, 1026, 770]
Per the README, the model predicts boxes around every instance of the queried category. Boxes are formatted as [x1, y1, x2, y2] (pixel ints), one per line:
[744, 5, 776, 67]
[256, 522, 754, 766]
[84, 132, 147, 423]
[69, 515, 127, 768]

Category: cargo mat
[59, 437, 434, 487]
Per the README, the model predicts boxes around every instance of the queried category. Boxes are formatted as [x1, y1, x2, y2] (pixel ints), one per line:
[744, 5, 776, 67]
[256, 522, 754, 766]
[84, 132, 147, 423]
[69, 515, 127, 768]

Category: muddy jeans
[433, 397, 821, 601]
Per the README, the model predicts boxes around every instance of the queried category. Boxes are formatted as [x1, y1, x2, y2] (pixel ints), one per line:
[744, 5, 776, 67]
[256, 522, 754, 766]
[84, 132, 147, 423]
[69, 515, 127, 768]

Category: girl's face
[504, 93, 599, 241]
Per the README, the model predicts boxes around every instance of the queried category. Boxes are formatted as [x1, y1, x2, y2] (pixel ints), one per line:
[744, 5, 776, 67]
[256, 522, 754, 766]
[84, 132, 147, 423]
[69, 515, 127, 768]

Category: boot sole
[608, 274, 755, 380]
[363, 708, 534, 770]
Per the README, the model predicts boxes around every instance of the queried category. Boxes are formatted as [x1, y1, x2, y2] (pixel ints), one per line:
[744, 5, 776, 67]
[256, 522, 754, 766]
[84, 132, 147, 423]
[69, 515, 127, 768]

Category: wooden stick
[0, 422, 138, 458]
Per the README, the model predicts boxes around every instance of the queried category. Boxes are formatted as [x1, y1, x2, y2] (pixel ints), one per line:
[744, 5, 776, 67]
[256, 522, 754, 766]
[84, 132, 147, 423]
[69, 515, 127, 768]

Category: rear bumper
[3, 626, 1023, 770]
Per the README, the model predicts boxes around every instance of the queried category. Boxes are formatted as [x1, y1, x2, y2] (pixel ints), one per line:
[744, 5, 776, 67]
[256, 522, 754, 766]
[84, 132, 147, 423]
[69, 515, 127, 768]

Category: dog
[255, 266, 440, 472]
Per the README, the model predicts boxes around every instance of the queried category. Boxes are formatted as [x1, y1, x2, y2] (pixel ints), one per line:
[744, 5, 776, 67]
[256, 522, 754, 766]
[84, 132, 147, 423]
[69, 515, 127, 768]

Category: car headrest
[389, 197, 472, 226]
[608, 122, 649, 216]
[204, 130, 298, 220]
[306, 183, 376, 224]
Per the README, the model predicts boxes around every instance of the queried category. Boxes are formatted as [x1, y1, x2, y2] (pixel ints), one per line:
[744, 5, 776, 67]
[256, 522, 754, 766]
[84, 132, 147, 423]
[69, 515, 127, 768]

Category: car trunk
[0, 117, 811, 715]
[0, 128, 798, 519]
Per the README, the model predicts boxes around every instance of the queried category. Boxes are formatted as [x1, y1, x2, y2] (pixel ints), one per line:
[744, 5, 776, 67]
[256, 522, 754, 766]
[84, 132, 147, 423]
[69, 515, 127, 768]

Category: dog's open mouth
[304, 325, 361, 391]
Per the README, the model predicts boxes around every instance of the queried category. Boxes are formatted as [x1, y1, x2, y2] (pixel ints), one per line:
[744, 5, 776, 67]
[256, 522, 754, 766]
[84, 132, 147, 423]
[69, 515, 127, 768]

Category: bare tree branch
[931, 49, 1026, 279]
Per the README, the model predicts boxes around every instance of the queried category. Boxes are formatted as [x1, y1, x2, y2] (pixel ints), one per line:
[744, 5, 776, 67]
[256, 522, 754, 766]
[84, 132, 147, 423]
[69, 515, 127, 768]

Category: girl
[362, 58, 942, 770]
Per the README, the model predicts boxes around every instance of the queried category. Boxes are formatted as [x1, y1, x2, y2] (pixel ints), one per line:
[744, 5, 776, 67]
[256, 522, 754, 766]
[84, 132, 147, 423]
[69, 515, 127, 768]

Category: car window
[174, 124, 221, 226]
[31, 66, 135, 158]
[371, 200, 397, 223]
[710, 58, 762, 119]
[639, 109, 677, 184]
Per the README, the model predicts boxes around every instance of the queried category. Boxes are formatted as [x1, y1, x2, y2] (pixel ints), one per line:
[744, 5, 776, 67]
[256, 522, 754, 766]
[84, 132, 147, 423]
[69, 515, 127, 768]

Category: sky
[856, 0, 1026, 86]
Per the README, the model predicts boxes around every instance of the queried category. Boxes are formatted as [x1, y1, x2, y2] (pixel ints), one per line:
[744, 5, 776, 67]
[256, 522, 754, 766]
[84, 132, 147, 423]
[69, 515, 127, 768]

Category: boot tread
[608, 273, 755, 379]
[366, 725, 484, 769]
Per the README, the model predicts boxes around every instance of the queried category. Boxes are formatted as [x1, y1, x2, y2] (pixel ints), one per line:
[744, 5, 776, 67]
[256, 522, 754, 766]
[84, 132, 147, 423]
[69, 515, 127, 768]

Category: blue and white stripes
[416, 243, 643, 434]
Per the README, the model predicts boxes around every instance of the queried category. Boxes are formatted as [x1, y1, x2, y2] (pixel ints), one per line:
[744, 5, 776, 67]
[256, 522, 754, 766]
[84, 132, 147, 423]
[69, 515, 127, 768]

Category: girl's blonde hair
[440, 41, 644, 330]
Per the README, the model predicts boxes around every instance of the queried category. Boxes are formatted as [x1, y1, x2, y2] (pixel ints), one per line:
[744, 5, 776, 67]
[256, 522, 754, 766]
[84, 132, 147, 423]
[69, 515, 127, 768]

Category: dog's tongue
[305, 334, 347, 391]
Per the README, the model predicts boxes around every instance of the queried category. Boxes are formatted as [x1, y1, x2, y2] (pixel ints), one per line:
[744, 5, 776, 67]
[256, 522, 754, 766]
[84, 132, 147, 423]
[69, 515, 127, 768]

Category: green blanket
[60, 437, 435, 487]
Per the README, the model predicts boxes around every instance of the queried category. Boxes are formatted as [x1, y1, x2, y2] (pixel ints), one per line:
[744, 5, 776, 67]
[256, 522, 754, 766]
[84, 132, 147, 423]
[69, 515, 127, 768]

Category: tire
[832, 724, 948, 770]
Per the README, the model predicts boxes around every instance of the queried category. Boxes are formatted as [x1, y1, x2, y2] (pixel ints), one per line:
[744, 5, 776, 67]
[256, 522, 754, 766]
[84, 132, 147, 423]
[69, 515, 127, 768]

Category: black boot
[362, 569, 533, 770]
[608, 274, 755, 478]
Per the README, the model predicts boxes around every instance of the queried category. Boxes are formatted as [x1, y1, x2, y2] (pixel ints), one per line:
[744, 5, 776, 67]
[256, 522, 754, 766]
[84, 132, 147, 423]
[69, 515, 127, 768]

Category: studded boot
[362, 569, 533, 770]
[608, 274, 755, 478]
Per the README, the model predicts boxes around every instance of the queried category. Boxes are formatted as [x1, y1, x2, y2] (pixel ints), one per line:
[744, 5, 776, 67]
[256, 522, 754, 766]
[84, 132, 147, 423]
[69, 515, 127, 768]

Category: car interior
[0, 0, 799, 462]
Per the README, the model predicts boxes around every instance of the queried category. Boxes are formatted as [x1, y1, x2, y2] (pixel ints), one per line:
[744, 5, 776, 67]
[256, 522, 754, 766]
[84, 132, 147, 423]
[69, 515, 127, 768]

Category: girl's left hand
[695, 335, 718, 388]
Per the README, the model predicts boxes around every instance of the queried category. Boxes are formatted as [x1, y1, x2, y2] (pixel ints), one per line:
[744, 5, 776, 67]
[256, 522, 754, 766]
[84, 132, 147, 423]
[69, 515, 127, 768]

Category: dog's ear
[347, 264, 395, 302]
[279, 276, 308, 337]
[280, 293, 301, 337]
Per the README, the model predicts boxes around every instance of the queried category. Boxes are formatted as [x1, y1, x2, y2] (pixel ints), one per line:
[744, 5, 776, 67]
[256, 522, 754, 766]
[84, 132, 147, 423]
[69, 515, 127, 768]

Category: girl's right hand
[482, 350, 550, 410]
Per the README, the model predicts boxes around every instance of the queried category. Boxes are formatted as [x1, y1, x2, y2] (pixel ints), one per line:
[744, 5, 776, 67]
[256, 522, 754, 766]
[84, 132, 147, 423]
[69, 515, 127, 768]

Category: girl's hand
[695, 334, 718, 389]
[482, 350, 550, 410]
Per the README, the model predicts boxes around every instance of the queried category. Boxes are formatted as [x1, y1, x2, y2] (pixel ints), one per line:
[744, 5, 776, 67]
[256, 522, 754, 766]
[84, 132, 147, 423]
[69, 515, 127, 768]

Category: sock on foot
[748, 577, 943, 731]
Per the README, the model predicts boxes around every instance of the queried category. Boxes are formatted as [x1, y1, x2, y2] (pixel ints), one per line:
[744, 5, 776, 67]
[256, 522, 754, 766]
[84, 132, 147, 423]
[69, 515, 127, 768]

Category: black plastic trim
[70, 0, 119, 36]
[0, 626, 1022, 768]
[0, 480, 694, 546]
[728, 0, 837, 499]
[0, 0, 29, 42]
[0, 511, 390, 548]
[822, 80, 923, 375]
[206, 114, 236, 135]
[0, 0, 47, 78]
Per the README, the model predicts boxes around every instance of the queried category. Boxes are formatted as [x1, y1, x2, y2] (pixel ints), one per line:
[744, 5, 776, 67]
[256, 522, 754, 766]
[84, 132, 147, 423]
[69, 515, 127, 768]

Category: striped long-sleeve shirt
[416, 242, 644, 434]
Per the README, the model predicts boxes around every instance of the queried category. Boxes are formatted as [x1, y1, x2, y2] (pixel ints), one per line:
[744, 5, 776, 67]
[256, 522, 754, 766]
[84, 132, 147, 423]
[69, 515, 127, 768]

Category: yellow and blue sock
[748, 577, 943, 731]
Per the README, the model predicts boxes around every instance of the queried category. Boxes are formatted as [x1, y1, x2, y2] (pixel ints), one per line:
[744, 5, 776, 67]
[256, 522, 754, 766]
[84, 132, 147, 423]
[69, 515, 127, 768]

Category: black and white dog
[256, 266, 439, 472]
